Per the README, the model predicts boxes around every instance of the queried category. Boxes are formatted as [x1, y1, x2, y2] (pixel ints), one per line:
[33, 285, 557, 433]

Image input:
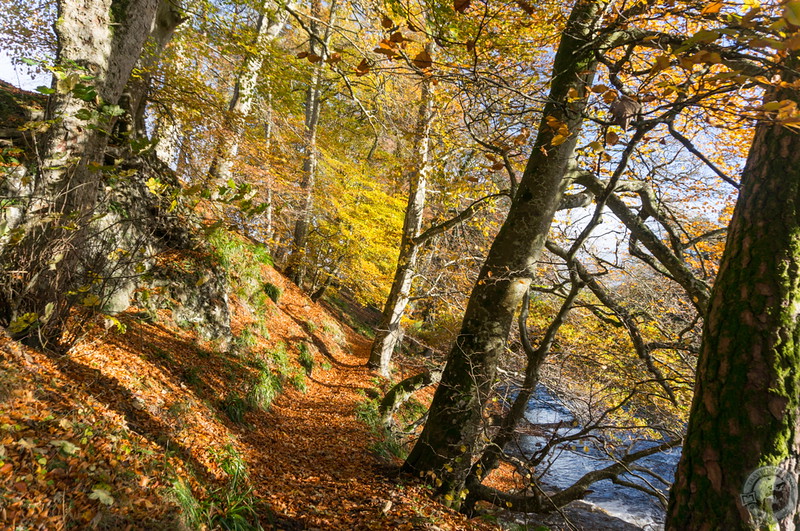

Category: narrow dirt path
[238, 278, 483, 529]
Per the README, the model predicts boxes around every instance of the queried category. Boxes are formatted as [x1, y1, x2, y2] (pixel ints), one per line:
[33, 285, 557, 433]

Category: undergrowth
[355, 392, 405, 460]
[298, 341, 314, 375]
[172, 444, 265, 530]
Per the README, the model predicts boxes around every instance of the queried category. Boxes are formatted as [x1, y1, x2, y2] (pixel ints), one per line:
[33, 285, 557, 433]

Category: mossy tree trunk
[666, 79, 800, 529]
[401, 0, 603, 505]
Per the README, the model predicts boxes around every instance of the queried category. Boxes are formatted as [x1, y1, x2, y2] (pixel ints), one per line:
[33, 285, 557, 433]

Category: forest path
[230, 270, 490, 530]
[0, 263, 493, 530]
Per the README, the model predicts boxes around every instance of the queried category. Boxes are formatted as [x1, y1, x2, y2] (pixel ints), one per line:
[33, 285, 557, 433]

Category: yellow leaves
[546, 115, 569, 146]
[763, 99, 800, 129]
[81, 294, 101, 307]
[602, 90, 618, 104]
[700, 1, 723, 16]
[9, 313, 37, 335]
[373, 41, 397, 58]
[588, 141, 604, 153]
[145, 177, 164, 195]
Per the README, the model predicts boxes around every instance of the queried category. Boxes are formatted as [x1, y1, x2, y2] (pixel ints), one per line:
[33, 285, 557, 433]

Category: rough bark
[0, 0, 169, 346]
[208, 0, 294, 183]
[38, 0, 163, 200]
[401, 0, 605, 504]
[117, 0, 185, 141]
[666, 80, 800, 529]
[462, 281, 582, 514]
[368, 54, 434, 376]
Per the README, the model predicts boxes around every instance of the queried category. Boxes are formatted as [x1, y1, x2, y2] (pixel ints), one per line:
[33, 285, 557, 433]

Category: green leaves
[88, 487, 114, 506]
[785, 1, 800, 26]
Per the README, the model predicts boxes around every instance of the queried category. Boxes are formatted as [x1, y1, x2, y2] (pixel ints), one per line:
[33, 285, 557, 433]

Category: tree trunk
[0, 0, 169, 346]
[666, 78, 800, 530]
[285, 0, 338, 287]
[117, 0, 185, 141]
[368, 55, 434, 376]
[208, 0, 293, 183]
[401, 0, 604, 505]
[39, 0, 163, 199]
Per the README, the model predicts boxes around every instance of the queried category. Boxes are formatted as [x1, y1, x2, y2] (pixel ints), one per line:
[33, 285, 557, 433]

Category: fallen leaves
[0, 258, 496, 530]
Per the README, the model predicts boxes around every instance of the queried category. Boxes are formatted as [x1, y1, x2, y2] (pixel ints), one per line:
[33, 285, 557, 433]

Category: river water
[514, 385, 682, 530]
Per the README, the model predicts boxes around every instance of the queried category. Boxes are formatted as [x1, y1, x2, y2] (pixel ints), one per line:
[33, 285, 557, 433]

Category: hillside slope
[0, 251, 496, 530]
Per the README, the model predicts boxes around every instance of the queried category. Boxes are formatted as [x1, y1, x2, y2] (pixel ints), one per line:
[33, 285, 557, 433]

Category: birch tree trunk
[368, 54, 434, 377]
[401, 0, 605, 505]
[208, 0, 294, 183]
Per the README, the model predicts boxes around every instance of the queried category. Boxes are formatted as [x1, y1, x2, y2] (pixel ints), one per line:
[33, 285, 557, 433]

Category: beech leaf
[412, 49, 433, 70]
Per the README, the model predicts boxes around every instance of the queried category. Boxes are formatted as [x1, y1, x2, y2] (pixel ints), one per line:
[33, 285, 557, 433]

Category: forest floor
[0, 258, 505, 530]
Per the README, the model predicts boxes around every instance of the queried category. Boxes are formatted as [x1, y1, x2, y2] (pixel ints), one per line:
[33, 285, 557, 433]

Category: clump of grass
[232, 327, 258, 356]
[221, 392, 250, 424]
[298, 342, 314, 375]
[246, 370, 281, 411]
[251, 245, 274, 266]
[172, 444, 264, 530]
[304, 319, 318, 334]
[321, 320, 347, 346]
[355, 394, 405, 460]
[171, 479, 203, 528]
[182, 366, 202, 387]
[289, 373, 307, 393]
[263, 282, 282, 304]
[270, 342, 290, 373]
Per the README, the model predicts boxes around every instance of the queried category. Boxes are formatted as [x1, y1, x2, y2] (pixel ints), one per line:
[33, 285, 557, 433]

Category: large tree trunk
[401, 0, 604, 505]
[666, 80, 800, 530]
[285, 0, 338, 287]
[117, 0, 185, 141]
[208, 0, 293, 183]
[0, 0, 170, 346]
[39, 0, 163, 200]
[368, 55, 434, 376]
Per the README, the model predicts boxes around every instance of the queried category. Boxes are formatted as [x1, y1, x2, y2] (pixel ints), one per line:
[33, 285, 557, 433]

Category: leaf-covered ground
[0, 260, 502, 530]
